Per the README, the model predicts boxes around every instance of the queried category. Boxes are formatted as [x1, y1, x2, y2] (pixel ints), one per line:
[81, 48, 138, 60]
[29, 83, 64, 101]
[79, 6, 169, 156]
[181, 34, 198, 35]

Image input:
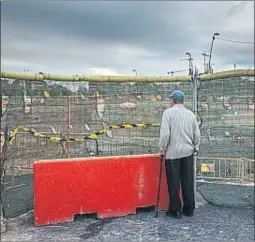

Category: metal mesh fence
[1, 74, 254, 181]
[197, 75, 254, 181]
[0, 71, 254, 213]
[1, 78, 193, 179]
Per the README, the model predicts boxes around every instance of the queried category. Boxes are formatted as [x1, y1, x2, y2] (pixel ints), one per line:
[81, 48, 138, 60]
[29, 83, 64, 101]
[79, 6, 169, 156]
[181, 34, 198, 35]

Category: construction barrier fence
[197, 72, 254, 181]
[0, 69, 254, 218]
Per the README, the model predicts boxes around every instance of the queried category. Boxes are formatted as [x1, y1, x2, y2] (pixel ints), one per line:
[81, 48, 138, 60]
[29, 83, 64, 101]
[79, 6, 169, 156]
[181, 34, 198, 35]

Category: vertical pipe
[242, 159, 245, 179]
[11, 137, 17, 187]
[203, 54, 206, 73]
[67, 96, 71, 157]
[224, 159, 227, 178]
[193, 67, 198, 205]
[237, 160, 240, 178]
[249, 160, 251, 180]
[214, 159, 216, 178]
[219, 159, 221, 178]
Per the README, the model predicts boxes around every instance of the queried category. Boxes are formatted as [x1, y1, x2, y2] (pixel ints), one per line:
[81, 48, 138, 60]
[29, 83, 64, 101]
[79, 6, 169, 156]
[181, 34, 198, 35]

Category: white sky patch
[89, 68, 119, 76]
[223, 3, 254, 38]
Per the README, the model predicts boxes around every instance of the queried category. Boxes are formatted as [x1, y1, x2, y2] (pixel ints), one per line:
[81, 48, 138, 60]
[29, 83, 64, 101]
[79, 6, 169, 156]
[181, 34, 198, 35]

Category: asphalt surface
[1, 192, 254, 241]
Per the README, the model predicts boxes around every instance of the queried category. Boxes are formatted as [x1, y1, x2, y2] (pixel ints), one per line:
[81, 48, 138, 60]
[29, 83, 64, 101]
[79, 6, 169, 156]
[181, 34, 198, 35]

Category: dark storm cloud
[2, 2, 189, 53]
[1, 1, 254, 75]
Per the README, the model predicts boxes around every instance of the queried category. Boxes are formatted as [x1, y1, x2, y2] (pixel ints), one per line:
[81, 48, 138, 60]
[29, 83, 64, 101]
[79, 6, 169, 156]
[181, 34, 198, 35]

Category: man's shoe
[182, 210, 193, 217]
[165, 211, 182, 219]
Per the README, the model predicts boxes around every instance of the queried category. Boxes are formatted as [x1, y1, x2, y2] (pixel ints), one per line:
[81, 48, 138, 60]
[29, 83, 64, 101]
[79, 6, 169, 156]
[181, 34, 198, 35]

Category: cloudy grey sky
[1, 1, 254, 76]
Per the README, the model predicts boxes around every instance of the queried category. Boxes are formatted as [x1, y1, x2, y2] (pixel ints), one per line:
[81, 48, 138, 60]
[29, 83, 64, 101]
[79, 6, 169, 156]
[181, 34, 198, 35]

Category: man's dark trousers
[165, 154, 195, 213]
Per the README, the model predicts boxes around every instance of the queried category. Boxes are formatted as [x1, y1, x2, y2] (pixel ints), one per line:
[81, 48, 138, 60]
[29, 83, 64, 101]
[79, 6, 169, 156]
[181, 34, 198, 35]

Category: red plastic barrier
[34, 154, 182, 226]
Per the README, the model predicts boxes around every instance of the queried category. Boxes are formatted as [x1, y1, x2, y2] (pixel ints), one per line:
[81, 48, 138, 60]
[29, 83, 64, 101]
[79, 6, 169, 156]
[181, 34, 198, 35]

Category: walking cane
[155, 153, 164, 218]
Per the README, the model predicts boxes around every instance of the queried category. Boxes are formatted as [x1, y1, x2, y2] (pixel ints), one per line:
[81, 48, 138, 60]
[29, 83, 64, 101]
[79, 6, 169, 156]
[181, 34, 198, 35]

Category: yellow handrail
[0, 70, 192, 83]
[200, 69, 254, 81]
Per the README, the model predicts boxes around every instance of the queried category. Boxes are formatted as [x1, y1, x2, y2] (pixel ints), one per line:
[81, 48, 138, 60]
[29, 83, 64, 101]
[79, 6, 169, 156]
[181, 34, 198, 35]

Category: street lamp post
[132, 69, 138, 76]
[185, 52, 193, 75]
[208, 32, 220, 73]
[202, 52, 210, 74]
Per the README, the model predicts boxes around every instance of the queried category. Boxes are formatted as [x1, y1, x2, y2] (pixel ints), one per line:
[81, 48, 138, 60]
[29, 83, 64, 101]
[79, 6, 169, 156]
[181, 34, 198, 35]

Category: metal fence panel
[0, 71, 254, 218]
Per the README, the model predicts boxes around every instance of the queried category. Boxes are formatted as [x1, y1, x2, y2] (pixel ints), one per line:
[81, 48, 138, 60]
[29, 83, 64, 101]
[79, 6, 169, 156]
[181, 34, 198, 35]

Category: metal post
[67, 96, 71, 158]
[208, 33, 220, 73]
[202, 52, 209, 73]
[193, 67, 198, 205]
[185, 52, 193, 75]
[208, 38, 214, 73]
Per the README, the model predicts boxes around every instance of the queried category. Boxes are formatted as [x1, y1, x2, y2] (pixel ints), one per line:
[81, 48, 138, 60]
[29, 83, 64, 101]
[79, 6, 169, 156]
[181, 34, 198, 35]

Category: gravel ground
[1, 192, 254, 241]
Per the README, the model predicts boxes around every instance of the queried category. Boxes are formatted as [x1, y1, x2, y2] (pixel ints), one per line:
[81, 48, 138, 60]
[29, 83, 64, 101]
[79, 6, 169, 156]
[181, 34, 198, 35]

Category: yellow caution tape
[74, 138, 84, 142]
[88, 133, 98, 140]
[111, 125, 120, 129]
[123, 124, 133, 129]
[8, 122, 161, 145]
[136, 123, 146, 127]
[49, 137, 62, 142]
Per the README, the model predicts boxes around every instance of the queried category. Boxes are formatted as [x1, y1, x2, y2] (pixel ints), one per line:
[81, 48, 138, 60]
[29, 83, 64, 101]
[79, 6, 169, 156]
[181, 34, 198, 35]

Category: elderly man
[159, 90, 200, 219]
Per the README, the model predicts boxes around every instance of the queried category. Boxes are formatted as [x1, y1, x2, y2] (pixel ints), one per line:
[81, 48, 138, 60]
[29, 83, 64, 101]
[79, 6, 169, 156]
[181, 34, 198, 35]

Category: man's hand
[159, 149, 165, 156]
[193, 149, 199, 156]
